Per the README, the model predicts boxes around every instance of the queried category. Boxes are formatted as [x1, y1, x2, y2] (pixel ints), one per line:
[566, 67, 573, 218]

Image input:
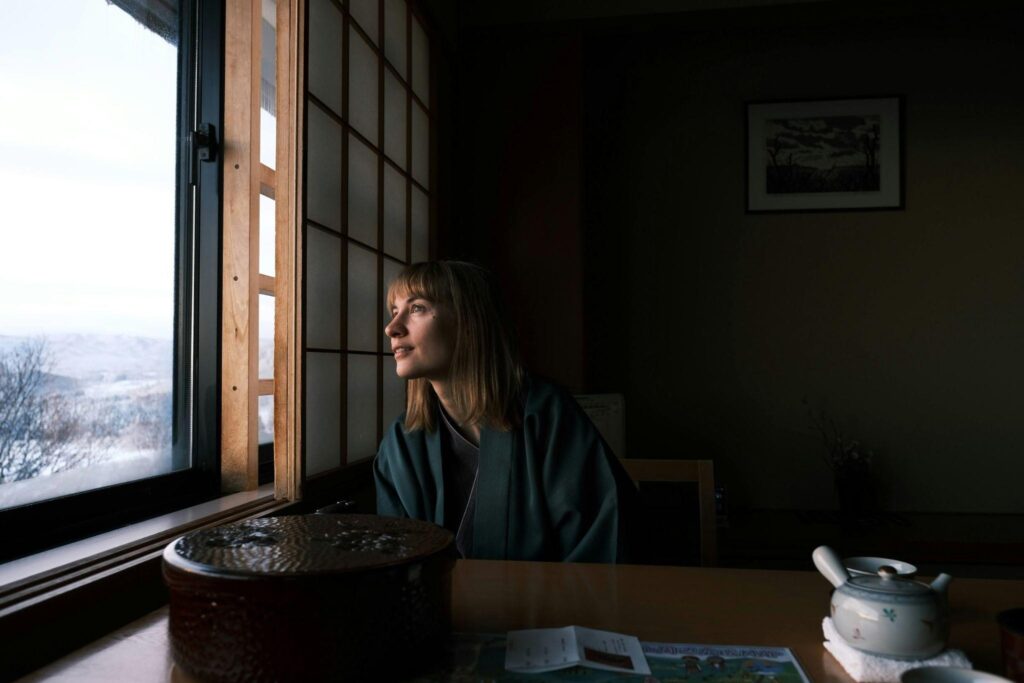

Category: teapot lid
[847, 566, 932, 597]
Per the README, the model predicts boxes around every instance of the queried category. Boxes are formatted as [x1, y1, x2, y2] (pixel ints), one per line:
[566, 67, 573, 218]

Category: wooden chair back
[619, 458, 718, 566]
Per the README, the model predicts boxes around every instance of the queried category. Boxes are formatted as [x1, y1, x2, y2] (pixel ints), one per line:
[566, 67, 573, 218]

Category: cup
[998, 608, 1024, 682]
[901, 666, 1012, 683]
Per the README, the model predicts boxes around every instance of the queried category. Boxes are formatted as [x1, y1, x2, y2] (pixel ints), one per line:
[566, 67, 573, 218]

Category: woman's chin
[393, 363, 417, 379]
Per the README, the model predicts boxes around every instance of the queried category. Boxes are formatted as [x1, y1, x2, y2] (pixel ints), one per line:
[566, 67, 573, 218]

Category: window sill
[0, 484, 292, 680]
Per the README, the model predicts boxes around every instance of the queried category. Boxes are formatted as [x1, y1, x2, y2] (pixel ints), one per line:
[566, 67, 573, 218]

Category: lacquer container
[162, 514, 454, 682]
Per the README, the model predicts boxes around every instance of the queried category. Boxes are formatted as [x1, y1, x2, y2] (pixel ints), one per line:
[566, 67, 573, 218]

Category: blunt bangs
[386, 262, 451, 312]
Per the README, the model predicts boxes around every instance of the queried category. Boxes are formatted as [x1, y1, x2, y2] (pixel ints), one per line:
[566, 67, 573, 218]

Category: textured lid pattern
[167, 514, 453, 576]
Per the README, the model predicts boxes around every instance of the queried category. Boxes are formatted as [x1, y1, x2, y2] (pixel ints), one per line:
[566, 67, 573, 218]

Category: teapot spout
[930, 573, 953, 595]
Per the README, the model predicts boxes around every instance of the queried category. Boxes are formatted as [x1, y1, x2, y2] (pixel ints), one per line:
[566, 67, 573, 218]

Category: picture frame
[746, 96, 903, 212]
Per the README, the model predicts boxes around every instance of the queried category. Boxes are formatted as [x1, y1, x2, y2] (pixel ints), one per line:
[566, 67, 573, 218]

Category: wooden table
[19, 560, 1024, 682]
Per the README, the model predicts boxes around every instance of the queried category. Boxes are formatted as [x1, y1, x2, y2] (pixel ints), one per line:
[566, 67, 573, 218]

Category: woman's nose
[385, 316, 405, 337]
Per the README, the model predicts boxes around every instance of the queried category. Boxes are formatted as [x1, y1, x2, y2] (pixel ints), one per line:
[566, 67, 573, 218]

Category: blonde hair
[386, 261, 524, 432]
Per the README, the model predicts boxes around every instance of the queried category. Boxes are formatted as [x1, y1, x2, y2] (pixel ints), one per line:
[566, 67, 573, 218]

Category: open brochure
[413, 632, 812, 682]
[505, 626, 651, 675]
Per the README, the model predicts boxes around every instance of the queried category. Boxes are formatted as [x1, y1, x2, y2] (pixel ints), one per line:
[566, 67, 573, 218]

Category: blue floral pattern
[883, 608, 897, 622]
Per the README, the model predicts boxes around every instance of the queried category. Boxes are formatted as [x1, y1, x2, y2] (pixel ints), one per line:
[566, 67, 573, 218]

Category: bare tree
[0, 340, 103, 483]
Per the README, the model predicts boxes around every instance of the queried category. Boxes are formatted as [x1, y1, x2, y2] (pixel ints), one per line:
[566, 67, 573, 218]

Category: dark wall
[453, 4, 1024, 513]
[449, 32, 587, 390]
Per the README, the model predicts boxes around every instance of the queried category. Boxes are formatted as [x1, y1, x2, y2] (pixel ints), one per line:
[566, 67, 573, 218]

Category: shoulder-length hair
[386, 261, 524, 432]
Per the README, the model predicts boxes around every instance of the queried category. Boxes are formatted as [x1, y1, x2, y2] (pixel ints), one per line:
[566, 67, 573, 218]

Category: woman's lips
[394, 347, 412, 358]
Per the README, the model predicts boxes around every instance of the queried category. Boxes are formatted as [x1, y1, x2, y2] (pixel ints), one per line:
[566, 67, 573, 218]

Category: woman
[374, 261, 638, 562]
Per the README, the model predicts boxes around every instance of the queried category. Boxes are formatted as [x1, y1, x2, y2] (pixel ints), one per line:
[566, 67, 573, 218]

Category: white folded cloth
[822, 617, 972, 682]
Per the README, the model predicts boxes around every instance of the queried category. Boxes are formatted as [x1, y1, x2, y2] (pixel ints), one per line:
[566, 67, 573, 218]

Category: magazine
[413, 632, 812, 683]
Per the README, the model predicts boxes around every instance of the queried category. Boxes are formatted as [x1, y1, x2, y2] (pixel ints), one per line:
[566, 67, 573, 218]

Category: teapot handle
[812, 545, 850, 588]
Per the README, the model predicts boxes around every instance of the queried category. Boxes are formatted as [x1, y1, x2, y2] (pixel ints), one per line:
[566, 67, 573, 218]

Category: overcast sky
[0, 0, 177, 338]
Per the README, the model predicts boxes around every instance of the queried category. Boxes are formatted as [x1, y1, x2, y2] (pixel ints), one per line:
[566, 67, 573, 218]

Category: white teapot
[813, 545, 952, 659]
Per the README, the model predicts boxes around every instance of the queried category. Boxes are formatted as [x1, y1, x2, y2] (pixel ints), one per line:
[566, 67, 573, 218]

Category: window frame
[0, 0, 223, 563]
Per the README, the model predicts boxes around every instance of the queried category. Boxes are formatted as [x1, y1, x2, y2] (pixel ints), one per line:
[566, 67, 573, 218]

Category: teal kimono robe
[373, 377, 638, 563]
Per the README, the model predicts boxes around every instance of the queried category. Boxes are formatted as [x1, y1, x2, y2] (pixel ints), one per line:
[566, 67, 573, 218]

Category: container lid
[848, 566, 932, 596]
[163, 514, 453, 577]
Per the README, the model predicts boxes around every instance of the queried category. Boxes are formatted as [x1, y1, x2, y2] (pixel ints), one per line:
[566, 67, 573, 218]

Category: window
[0, 0, 222, 560]
[303, 0, 432, 483]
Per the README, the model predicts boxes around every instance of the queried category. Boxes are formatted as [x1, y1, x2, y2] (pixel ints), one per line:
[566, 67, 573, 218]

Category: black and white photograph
[747, 97, 903, 212]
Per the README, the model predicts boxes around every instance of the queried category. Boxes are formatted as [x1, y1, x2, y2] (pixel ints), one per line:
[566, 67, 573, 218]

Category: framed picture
[746, 96, 903, 212]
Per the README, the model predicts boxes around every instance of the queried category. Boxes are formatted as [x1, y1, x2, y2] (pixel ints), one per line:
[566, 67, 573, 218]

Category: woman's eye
[411, 304, 426, 313]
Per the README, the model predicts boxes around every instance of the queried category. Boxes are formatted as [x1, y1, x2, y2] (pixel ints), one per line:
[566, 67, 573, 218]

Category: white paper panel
[348, 27, 379, 143]
[305, 351, 341, 475]
[347, 243, 378, 352]
[381, 354, 406, 436]
[258, 294, 274, 379]
[306, 104, 343, 231]
[349, 0, 379, 45]
[384, 70, 407, 168]
[411, 14, 428, 106]
[382, 257, 404, 348]
[411, 102, 429, 188]
[347, 134, 378, 247]
[410, 185, 428, 263]
[347, 354, 378, 462]
[383, 164, 406, 260]
[306, 226, 342, 349]
[259, 194, 275, 275]
[384, 0, 407, 79]
[308, 0, 343, 116]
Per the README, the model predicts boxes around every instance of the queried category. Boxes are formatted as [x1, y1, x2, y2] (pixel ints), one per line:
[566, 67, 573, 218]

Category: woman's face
[385, 291, 454, 381]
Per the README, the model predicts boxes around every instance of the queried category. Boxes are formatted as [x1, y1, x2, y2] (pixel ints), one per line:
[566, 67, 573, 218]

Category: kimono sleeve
[373, 417, 412, 519]
[526, 385, 640, 563]
[373, 415, 443, 523]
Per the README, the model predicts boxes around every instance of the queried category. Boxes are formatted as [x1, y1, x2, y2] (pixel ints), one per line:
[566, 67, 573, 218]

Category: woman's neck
[430, 380, 481, 446]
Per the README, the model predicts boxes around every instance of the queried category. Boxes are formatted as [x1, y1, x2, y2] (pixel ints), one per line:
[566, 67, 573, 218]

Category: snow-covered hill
[0, 333, 173, 381]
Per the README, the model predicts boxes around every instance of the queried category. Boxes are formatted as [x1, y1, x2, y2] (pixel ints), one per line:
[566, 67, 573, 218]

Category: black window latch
[189, 123, 218, 186]
[192, 122, 218, 163]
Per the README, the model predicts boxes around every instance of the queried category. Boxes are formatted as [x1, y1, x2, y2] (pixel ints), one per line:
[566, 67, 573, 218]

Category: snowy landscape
[0, 333, 274, 509]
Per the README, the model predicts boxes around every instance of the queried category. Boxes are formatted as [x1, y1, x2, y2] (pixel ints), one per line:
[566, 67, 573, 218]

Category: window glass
[259, 294, 275, 380]
[259, 194, 276, 275]
[260, 0, 277, 169]
[258, 395, 274, 445]
[0, 0, 180, 508]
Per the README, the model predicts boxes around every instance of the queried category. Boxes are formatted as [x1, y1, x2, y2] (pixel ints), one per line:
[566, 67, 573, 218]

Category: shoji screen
[304, 0, 432, 477]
